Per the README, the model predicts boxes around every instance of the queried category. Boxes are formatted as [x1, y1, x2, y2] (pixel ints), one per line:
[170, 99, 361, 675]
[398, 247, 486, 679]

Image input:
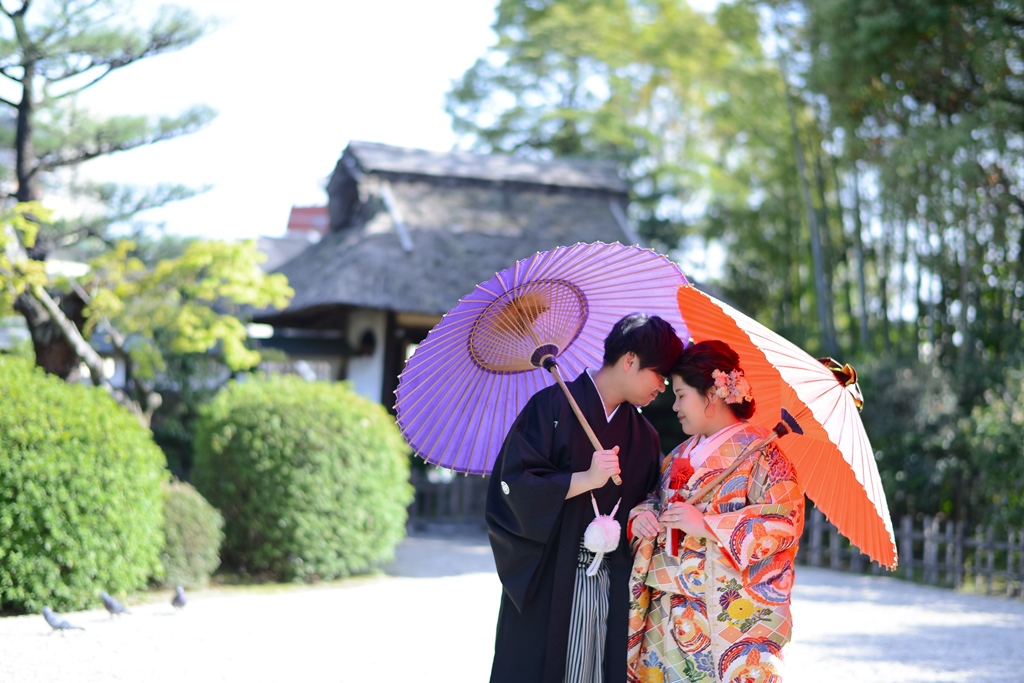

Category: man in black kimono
[486, 313, 683, 683]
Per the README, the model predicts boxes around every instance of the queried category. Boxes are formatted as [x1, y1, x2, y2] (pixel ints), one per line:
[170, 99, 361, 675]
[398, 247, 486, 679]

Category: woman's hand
[659, 502, 708, 539]
[630, 510, 660, 539]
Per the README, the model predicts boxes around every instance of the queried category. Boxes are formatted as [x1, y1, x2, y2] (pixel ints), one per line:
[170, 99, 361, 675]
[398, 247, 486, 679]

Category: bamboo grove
[446, 0, 1024, 530]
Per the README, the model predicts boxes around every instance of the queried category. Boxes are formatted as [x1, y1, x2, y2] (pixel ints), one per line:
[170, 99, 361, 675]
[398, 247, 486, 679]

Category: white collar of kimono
[585, 368, 620, 422]
[680, 421, 746, 470]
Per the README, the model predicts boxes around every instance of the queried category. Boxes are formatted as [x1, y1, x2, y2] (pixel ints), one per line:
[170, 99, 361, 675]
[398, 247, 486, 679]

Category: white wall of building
[345, 308, 387, 403]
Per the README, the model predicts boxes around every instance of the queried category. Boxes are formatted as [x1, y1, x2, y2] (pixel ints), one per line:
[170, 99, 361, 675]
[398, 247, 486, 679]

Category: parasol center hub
[467, 279, 588, 374]
[530, 344, 560, 370]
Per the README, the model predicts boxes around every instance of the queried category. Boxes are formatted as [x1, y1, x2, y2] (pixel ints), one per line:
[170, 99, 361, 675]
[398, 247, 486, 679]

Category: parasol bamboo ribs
[498, 294, 624, 488]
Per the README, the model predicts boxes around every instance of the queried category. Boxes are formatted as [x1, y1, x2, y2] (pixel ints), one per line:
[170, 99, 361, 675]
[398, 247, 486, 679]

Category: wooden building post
[985, 526, 996, 595]
[923, 516, 938, 585]
[829, 522, 842, 570]
[899, 516, 915, 579]
[954, 520, 965, 589]
[942, 520, 955, 588]
[808, 508, 825, 567]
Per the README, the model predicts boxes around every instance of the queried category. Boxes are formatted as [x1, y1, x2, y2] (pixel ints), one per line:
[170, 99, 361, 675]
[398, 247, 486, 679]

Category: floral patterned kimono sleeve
[700, 443, 804, 574]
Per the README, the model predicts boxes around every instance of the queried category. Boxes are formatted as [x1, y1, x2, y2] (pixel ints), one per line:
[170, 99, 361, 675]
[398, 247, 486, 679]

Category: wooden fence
[406, 473, 1024, 599]
[798, 507, 1024, 598]
[407, 469, 489, 531]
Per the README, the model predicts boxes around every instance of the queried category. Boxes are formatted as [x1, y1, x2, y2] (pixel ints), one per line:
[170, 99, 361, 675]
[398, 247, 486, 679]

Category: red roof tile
[287, 206, 329, 233]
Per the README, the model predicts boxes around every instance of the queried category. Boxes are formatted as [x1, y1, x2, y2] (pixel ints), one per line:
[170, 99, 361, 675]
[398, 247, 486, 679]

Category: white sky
[70, 0, 498, 241]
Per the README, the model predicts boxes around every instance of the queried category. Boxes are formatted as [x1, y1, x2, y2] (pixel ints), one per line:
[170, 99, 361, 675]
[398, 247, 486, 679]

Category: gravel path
[1, 531, 1021, 682]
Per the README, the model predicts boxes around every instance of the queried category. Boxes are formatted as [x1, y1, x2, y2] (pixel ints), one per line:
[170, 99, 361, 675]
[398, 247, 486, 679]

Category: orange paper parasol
[677, 284, 897, 569]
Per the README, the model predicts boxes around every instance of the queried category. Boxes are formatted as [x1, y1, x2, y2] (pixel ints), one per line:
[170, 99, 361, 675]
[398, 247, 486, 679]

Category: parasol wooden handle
[684, 431, 782, 504]
[546, 362, 623, 486]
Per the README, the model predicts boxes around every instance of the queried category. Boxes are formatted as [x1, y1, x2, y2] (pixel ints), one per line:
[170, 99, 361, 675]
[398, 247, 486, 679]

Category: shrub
[161, 480, 224, 588]
[0, 356, 166, 614]
[966, 366, 1024, 529]
[193, 376, 412, 581]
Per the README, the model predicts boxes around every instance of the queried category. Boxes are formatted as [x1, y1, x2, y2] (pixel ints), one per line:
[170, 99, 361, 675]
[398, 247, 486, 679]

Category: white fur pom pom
[583, 496, 622, 576]
[584, 514, 621, 554]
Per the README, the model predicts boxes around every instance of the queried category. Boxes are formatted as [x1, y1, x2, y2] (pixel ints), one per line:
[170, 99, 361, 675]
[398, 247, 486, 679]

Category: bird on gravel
[41, 606, 85, 635]
[171, 585, 187, 611]
[100, 591, 131, 618]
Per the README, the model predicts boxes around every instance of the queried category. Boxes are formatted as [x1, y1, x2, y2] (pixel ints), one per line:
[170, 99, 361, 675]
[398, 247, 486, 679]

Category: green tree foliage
[192, 377, 413, 582]
[449, 0, 1024, 530]
[80, 238, 293, 381]
[0, 0, 218, 380]
[0, 0, 213, 204]
[2, 203, 294, 425]
[0, 355, 166, 614]
[854, 355, 963, 521]
[804, 0, 1024, 374]
[965, 367, 1024, 529]
[160, 480, 224, 589]
[0, 202, 49, 314]
[448, 0, 750, 252]
[798, 0, 1024, 526]
[448, 0, 843, 353]
[150, 352, 230, 479]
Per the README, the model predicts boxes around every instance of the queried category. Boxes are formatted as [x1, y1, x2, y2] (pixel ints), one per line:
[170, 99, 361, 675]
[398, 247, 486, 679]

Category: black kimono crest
[486, 371, 662, 683]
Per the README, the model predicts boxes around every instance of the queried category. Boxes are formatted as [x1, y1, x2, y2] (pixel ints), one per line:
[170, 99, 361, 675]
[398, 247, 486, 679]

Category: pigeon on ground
[41, 606, 85, 634]
[171, 585, 187, 611]
[100, 591, 130, 617]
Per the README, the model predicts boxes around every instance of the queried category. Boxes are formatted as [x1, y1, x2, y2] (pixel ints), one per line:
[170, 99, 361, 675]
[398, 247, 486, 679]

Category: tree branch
[30, 281, 107, 382]
[31, 281, 148, 420]
[5, 220, 148, 420]
[48, 13, 205, 100]
[36, 122, 209, 172]
[49, 65, 115, 99]
[55, 222, 119, 250]
[3, 0, 30, 19]
[0, 65, 22, 84]
[69, 269, 162, 422]
[997, 8, 1024, 29]
[992, 92, 1024, 109]
[2, 220, 103, 386]
[35, 0, 103, 45]
[44, 60, 100, 85]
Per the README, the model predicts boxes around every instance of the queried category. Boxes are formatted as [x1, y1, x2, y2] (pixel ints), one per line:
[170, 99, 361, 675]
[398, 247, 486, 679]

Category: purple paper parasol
[394, 241, 689, 475]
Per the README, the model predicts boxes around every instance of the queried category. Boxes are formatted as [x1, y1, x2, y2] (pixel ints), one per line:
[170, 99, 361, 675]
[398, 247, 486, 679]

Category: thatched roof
[256, 142, 638, 322]
[343, 140, 629, 193]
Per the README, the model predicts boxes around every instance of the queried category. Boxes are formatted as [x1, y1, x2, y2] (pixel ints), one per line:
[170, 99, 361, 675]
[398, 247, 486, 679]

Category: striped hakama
[564, 539, 610, 683]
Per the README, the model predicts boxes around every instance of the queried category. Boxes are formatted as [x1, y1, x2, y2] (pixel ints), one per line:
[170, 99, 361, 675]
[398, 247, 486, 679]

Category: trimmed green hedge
[193, 376, 412, 581]
[0, 356, 166, 614]
[161, 480, 224, 588]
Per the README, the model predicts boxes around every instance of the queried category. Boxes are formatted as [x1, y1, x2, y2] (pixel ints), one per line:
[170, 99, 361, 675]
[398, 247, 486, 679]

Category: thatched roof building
[255, 141, 638, 407]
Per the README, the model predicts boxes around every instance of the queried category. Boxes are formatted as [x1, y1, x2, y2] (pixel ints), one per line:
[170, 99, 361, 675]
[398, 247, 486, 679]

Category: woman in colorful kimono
[625, 340, 805, 683]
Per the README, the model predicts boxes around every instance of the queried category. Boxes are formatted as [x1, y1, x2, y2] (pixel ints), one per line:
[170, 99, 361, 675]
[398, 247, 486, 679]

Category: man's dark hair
[603, 313, 683, 375]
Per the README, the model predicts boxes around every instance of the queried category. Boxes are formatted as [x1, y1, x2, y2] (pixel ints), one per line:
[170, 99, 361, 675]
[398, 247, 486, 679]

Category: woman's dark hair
[671, 340, 756, 420]
[603, 313, 683, 376]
